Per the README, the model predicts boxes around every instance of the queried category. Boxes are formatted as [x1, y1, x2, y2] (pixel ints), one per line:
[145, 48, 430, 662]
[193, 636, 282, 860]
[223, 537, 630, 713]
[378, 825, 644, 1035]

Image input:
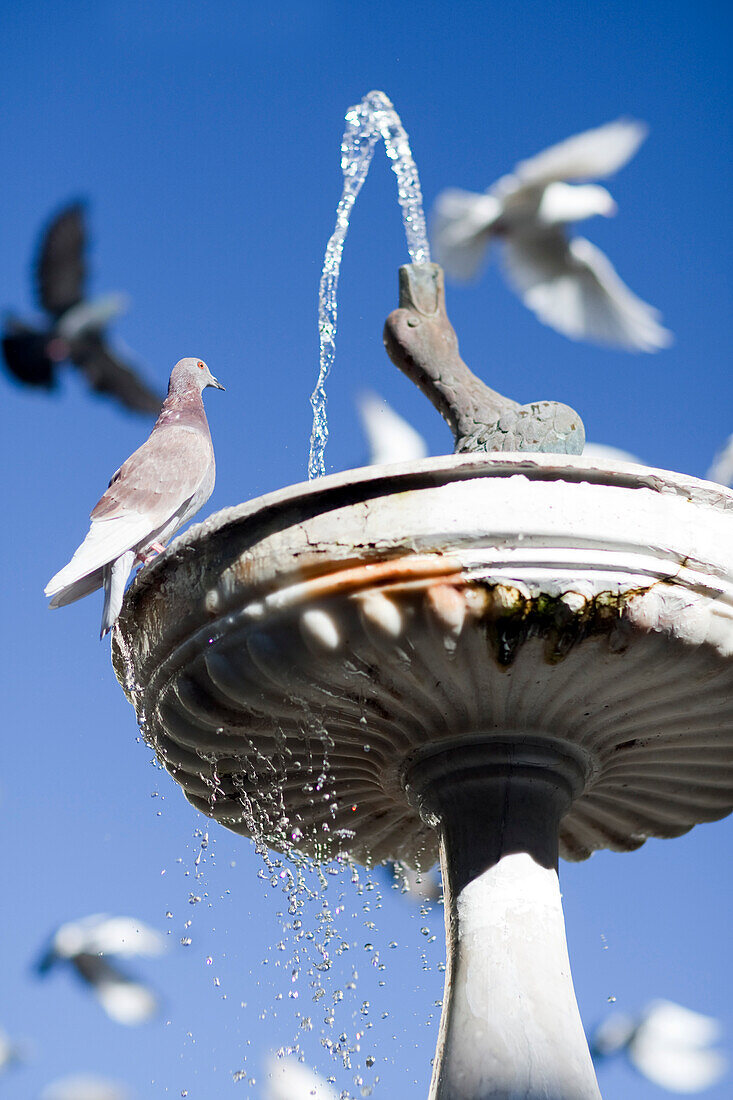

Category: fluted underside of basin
[112, 454, 733, 868]
[116, 564, 733, 866]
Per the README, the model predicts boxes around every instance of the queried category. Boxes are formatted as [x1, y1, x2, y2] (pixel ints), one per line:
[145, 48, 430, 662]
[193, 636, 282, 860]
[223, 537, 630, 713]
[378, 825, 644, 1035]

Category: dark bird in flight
[2, 202, 163, 413]
[35, 913, 167, 1026]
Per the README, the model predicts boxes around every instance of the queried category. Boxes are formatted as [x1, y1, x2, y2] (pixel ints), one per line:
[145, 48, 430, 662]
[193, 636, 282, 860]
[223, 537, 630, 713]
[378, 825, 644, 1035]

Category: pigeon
[381, 861, 442, 903]
[582, 442, 642, 465]
[41, 1075, 132, 1100]
[590, 999, 727, 1094]
[432, 119, 672, 352]
[35, 914, 167, 1026]
[265, 1055, 339, 1100]
[2, 202, 163, 413]
[707, 434, 733, 487]
[0, 1027, 25, 1075]
[357, 391, 428, 466]
[45, 357, 223, 637]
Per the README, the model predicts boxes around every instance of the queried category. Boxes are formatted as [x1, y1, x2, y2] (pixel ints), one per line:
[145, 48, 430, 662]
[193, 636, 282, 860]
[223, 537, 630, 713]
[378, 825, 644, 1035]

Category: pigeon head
[168, 357, 225, 394]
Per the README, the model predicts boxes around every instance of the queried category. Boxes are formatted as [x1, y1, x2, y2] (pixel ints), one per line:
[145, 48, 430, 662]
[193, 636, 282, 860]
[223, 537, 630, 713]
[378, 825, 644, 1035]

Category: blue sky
[1, 2, 731, 1097]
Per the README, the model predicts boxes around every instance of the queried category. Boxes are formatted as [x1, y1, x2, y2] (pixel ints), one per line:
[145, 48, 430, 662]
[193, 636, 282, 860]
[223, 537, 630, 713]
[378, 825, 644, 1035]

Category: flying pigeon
[2, 202, 163, 412]
[432, 119, 672, 351]
[707, 434, 733, 487]
[590, 999, 727, 1093]
[0, 1027, 25, 1075]
[265, 1055, 339, 1100]
[357, 391, 428, 466]
[582, 442, 642, 465]
[45, 357, 223, 637]
[381, 861, 442, 903]
[41, 1076, 132, 1100]
[35, 914, 167, 1026]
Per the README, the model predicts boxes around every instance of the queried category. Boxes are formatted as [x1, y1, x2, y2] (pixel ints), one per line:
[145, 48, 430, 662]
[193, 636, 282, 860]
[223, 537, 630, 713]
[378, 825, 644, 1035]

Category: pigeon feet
[135, 541, 166, 566]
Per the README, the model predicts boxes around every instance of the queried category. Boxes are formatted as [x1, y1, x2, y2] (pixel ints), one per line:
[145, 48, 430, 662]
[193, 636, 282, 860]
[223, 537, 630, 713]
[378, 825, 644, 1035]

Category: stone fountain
[112, 100, 733, 1100]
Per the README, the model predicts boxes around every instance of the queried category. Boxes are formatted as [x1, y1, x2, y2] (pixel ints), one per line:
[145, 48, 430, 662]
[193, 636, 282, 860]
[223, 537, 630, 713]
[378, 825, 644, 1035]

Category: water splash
[308, 90, 431, 481]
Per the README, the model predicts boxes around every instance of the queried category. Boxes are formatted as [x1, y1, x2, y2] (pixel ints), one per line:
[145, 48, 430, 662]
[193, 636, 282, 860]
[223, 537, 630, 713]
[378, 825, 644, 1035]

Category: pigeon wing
[707, 435, 733, 487]
[36, 203, 87, 317]
[72, 954, 158, 1025]
[80, 915, 167, 957]
[503, 229, 672, 351]
[357, 392, 428, 466]
[431, 189, 501, 280]
[70, 333, 163, 414]
[2, 325, 56, 387]
[45, 425, 212, 603]
[513, 119, 649, 186]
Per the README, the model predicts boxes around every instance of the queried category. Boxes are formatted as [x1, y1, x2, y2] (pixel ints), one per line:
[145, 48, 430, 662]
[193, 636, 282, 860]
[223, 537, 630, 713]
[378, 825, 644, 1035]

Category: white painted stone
[435, 853, 600, 1099]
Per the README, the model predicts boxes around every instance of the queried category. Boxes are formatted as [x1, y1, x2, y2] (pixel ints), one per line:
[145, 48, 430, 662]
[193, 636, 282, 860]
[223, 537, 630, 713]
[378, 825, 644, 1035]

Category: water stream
[308, 90, 431, 481]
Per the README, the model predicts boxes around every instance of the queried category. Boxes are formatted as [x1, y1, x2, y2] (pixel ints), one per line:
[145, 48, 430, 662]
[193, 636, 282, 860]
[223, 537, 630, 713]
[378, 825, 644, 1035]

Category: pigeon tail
[47, 567, 105, 609]
[45, 513, 156, 603]
[101, 551, 135, 638]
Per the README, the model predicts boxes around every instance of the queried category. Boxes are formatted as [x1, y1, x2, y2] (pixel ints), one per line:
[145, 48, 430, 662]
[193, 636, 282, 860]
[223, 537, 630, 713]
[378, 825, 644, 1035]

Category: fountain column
[406, 738, 600, 1100]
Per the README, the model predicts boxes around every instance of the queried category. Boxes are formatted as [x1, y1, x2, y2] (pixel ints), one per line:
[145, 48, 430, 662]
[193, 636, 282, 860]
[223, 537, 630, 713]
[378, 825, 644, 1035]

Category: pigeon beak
[210, 376, 225, 391]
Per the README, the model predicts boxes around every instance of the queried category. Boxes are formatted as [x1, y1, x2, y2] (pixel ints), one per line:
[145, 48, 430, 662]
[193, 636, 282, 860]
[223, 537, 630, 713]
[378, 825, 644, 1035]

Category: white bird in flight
[707, 434, 733, 487]
[591, 999, 727, 1093]
[265, 1055, 339, 1100]
[357, 391, 428, 466]
[432, 119, 672, 352]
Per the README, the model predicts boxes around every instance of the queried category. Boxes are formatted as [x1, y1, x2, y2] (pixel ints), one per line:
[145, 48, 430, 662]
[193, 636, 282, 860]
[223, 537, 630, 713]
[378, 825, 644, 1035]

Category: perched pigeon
[2, 202, 163, 413]
[45, 357, 223, 637]
[591, 999, 727, 1093]
[265, 1055, 339, 1100]
[432, 119, 672, 352]
[357, 391, 428, 466]
[36, 914, 167, 1027]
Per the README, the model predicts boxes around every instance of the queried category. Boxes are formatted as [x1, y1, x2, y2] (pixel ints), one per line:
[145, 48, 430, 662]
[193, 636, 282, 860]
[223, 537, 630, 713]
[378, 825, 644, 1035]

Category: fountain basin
[112, 451, 733, 1100]
[113, 451, 733, 867]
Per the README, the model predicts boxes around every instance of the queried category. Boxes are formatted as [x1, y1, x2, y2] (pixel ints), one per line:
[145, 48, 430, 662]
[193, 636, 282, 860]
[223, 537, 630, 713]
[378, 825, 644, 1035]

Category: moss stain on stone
[472, 582, 652, 667]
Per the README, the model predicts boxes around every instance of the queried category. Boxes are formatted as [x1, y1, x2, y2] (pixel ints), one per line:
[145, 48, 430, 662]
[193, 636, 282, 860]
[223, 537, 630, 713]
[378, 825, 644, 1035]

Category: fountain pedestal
[113, 453, 733, 1100]
[407, 738, 599, 1099]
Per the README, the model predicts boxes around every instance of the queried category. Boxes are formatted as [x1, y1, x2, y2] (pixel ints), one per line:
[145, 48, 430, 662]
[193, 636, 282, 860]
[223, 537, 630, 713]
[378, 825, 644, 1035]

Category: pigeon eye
[197, 361, 204, 369]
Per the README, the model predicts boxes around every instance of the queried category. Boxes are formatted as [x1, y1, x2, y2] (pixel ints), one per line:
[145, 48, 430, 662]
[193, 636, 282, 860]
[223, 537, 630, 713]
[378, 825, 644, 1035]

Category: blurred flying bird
[590, 999, 727, 1093]
[2, 202, 163, 412]
[265, 1054, 339, 1100]
[41, 1074, 133, 1100]
[0, 1027, 25, 1074]
[35, 914, 166, 1027]
[357, 391, 428, 466]
[381, 861, 442, 903]
[358, 392, 641, 470]
[581, 442, 643, 465]
[432, 119, 672, 351]
[707, 434, 733, 487]
[45, 357, 223, 637]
